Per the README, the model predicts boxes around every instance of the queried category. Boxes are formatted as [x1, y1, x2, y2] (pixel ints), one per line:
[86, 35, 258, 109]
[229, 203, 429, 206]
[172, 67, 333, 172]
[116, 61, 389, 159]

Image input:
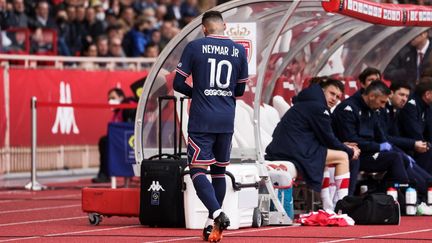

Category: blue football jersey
[175, 35, 249, 133]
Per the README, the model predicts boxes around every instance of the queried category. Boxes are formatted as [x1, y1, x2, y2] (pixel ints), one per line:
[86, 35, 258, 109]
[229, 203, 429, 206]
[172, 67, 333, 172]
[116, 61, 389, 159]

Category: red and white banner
[0, 68, 5, 147]
[7, 69, 147, 146]
[322, 0, 432, 26]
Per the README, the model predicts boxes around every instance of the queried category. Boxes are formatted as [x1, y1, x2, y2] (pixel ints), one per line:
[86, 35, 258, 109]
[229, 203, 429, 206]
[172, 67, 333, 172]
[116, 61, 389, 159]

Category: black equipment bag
[139, 96, 187, 227]
[335, 193, 400, 225]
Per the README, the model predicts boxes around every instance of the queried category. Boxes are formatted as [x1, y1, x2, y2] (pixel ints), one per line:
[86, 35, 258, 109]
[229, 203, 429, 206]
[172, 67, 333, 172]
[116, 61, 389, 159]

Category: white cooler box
[183, 163, 260, 229]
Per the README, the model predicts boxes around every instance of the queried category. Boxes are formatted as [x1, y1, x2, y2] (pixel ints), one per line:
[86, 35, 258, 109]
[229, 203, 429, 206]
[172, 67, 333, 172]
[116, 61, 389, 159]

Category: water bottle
[386, 187, 398, 201]
[405, 187, 417, 216]
[428, 187, 432, 205]
[277, 187, 294, 219]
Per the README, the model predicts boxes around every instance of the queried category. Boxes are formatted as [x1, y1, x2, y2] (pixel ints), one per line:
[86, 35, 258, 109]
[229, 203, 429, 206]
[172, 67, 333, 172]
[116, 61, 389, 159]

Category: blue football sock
[211, 165, 226, 207]
[190, 167, 220, 218]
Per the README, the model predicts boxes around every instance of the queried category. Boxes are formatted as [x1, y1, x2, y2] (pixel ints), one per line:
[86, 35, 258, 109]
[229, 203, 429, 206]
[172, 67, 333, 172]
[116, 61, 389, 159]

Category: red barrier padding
[82, 187, 140, 217]
[322, 0, 432, 26]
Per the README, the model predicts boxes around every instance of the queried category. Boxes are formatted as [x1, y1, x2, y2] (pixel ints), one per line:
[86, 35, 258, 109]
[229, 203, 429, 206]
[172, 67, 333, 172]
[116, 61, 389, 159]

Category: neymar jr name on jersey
[202, 44, 240, 57]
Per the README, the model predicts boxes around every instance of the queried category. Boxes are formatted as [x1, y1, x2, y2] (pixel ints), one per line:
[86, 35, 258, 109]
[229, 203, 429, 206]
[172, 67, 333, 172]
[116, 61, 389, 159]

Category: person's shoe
[91, 175, 110, 183]
[202, 225, 213, 241]
[208, 212, 230, 242]
[417, 202, 432, 215]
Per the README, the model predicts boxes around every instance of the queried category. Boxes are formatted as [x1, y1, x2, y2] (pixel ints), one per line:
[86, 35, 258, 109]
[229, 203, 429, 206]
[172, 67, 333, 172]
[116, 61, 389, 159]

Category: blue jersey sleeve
[238, 46, 249, 83]
[173, 43, 193, 96]
[175, 43, 193, 78]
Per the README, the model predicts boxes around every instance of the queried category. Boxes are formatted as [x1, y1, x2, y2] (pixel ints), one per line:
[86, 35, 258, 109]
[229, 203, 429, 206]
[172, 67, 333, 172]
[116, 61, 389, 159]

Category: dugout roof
[134, 0, 430, 164]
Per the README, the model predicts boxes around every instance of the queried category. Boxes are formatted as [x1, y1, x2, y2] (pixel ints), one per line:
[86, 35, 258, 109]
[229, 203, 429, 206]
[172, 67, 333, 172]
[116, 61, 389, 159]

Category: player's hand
[414, 141, 428, 153]
[379, 142, 392, 151]
[346, 144, 360, 160]
[344, 142, 358, 147]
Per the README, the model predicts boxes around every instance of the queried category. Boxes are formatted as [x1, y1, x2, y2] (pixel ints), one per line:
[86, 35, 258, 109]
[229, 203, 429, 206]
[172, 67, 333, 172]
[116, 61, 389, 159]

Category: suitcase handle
[148, 153, 180, 160]
[178, 96, 190, 156]
[157, 96, 188, 158]
[158, 96, 177, 157]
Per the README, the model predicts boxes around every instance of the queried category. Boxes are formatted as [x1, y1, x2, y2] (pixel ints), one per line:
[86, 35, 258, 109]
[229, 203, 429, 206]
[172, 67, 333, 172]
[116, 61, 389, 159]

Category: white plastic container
[405, 187, 417, 215]
[183, 163, 259, 229]
[386, 187, 398, 201]
[183, 172, 211, 229]
[428, 187, 432, 205]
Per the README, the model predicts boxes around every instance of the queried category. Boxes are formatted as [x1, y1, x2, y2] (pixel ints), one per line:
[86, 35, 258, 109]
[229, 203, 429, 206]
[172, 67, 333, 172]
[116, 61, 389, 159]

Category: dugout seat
[272, 95, 290, 118]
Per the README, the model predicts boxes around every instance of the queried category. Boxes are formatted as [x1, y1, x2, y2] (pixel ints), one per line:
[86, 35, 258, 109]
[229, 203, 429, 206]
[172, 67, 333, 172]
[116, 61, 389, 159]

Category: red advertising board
[8, 69, 147, 146]
[0, 68, 5, 147]
[322, 0, 432, 26]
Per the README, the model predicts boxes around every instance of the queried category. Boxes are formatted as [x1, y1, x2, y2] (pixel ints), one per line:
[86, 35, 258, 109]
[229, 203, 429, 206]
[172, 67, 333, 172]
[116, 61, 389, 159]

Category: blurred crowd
[0, 0, 231, 57]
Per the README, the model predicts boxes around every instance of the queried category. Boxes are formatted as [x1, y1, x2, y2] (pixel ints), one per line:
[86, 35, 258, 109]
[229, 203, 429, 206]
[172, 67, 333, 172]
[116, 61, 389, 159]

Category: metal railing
[0, 54, 157, 70]
[0, 55, 155, 188]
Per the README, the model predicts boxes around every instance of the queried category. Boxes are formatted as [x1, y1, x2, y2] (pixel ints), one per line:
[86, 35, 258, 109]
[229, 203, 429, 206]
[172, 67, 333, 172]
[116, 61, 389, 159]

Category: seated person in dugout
[92, 87, 137, 183]
[332, 81, 411, 191]
[399, 77, 432, 175]
[379, 81, 432, 203]
[265, 77, 360, 211]
[354, 67, 382, 97]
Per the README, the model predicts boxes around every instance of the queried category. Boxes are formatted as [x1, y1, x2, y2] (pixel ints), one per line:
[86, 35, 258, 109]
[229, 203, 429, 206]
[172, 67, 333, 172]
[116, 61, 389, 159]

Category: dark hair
[108, 87, 125, 98]
[389, 81, 412, 92]
[318, 77, 345, 94]
[415, 77, 432, 96]
[202, 11, 223, 25]
[309, 76, 328, 85]
[358, 67, 381, 84]
[364, 80, 391, 95]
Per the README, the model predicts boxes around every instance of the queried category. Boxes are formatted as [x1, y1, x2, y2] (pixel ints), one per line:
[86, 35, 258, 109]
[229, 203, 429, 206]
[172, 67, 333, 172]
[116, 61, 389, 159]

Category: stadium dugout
[133, 0, 432, 226]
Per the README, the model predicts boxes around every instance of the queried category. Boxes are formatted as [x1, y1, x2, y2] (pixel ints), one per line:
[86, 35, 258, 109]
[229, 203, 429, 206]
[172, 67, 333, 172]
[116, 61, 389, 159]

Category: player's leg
[321, 167, 333, 210]
[92, 136, 110, 183]
[360, 151, 409, 183]
[414, 149, 432, 174]
[349, 159, 360, 195]
[207, 133, 232, 242]
[187, 132, 221, 241]
[325, 149, 350, 202]
[211, 133, 232, 206]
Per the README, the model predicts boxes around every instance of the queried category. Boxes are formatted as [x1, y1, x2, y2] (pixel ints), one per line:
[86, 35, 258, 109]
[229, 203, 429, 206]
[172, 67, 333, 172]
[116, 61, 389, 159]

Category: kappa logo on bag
[148, 181, 165, 206]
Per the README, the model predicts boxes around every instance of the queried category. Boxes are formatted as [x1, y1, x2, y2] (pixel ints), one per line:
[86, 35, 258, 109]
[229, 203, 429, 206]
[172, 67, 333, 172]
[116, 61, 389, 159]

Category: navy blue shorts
[187, 132, 233, 167]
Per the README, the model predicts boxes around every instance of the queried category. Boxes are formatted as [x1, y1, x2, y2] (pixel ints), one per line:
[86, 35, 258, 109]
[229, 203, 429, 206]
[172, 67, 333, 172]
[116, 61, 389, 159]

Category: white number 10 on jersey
[208, 58, 232, 89]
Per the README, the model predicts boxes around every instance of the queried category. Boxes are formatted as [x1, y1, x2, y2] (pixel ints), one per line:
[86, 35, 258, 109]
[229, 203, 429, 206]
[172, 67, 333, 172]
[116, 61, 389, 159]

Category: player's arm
[310, 107, 354, 159]
[173, 44, 193, 97]
[399, 98, 424, 140]
[235, 46, 249, 97]
[173, 73, 192, 97]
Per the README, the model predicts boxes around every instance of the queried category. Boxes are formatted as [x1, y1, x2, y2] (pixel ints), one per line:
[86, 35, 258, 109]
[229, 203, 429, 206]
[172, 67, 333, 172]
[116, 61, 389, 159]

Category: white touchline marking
[0, 193, 80, 204]
[0, 225, 141, 242]
[0, 204, 80, 214]
[0, 216, 86, 227]
[319, 228, 432, 243]
[143, 225, 296, 243]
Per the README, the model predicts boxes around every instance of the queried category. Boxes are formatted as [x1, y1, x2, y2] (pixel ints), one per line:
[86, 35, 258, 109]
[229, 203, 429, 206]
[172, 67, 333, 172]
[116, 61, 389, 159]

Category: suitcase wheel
[88, 213, 102, 226]
[252, 207, 262, 228]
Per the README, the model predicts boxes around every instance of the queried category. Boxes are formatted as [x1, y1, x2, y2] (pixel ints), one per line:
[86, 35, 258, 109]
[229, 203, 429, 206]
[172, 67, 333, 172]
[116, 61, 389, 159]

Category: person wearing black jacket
[384, 31, 432, 87]
[399, 77, 432, 174]
[332, 81, 410, 186]
[266, 79, 359, 207]
[380, 81, 432, 201]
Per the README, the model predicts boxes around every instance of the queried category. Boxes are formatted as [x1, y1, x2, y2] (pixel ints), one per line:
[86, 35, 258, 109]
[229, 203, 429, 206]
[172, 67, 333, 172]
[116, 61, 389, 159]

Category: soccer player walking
[173, 11, 249, 242]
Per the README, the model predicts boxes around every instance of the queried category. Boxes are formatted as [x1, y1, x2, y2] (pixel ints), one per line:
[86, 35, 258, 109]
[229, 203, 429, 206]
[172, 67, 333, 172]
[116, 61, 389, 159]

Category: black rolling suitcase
[139, 95, 187, 227]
